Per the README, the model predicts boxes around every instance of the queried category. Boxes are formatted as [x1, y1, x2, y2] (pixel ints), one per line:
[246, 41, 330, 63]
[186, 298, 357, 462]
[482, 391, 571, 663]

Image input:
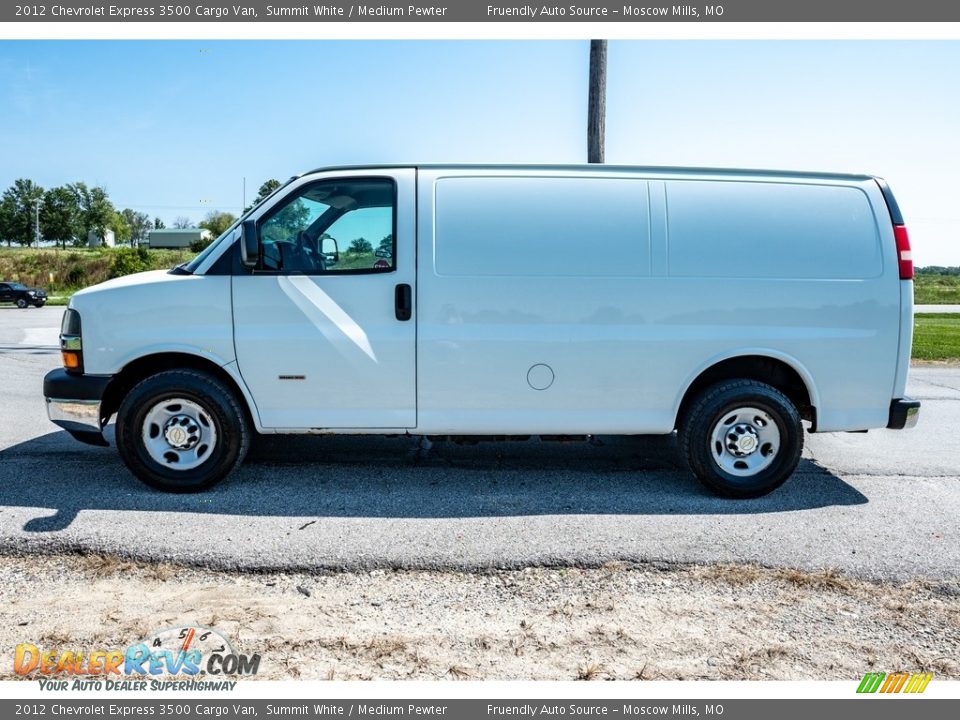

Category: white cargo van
[43, 165, 919, 498]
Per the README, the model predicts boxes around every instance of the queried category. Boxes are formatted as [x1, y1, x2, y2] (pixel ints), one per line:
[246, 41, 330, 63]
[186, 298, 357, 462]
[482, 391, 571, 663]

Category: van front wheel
[116, 369, 250, 492]
[678, 380, 803, 498]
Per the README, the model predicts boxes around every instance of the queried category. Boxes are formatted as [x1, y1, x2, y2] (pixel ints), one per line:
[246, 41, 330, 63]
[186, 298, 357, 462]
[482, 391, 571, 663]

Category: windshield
[181, 222, 238, 273]
[10, 283, 27, 291]
[180, 174, 299, 274]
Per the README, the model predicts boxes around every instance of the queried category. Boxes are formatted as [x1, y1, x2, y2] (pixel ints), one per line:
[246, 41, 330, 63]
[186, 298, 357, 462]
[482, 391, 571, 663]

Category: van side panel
[74, 272, 236, 375]
[664, 178, 900, 432]
[434, 176, 652, 277]
[418, 170, 670, 434]
[666, 181, 882, 279]
[416, 169, 901, 435]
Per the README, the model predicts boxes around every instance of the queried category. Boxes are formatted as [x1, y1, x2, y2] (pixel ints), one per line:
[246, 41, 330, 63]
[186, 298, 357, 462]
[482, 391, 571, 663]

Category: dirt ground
[1, 552, 958, 681]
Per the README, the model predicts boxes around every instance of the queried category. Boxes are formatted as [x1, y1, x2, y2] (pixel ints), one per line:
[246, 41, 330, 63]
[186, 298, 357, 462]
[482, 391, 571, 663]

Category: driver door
[231, 169, 416, 430]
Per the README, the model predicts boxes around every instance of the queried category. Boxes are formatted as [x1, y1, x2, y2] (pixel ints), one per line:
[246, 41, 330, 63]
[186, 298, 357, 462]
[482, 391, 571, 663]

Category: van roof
[297, 163, 878, 183]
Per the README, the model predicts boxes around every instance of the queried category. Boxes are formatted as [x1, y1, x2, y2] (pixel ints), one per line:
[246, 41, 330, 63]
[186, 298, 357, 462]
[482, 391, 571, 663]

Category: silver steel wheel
[710, 406, 781, 477]
[141, 398, 218, 471]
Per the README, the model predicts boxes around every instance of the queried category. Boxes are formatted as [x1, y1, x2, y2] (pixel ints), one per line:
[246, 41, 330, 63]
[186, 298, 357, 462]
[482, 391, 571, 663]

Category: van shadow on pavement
[0, 429, 867, 533]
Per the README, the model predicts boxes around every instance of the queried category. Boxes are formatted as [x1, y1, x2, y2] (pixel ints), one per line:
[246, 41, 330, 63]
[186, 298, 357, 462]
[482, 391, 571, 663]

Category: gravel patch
[2, 552, 958, 681]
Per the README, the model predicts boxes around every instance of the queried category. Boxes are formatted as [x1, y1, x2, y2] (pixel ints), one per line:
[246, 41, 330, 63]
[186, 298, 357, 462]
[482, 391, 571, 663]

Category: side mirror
[240, 219, 259, 268]
[321, 236, 339, 266]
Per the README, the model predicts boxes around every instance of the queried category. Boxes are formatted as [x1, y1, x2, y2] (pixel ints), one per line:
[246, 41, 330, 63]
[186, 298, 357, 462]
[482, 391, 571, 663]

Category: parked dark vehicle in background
[0, 282, 47, 308]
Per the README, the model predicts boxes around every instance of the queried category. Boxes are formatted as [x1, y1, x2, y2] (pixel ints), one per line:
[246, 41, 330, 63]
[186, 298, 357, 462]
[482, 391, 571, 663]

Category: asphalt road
[0, 305, 957, 581]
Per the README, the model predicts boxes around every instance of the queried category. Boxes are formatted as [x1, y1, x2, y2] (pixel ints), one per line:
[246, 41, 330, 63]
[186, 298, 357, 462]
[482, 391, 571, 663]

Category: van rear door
[875, 177, 915, 403]
[231, 169, 417, 429]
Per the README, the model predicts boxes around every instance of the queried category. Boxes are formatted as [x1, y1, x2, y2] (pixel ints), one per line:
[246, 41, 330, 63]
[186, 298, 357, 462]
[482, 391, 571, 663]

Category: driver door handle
[395, 283, 412, 321]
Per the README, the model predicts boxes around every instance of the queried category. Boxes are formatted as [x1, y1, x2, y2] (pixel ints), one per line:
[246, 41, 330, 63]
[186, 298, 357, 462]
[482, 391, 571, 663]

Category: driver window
[257, 177, 395, 274]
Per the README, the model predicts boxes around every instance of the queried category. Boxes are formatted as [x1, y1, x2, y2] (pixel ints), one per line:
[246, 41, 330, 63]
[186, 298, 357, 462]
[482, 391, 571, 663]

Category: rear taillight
[894, 225, 913, 280]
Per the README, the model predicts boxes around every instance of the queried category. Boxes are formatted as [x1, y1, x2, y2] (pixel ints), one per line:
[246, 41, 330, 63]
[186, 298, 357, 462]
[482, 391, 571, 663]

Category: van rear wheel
[678, 380, 803, 498]
[116, 369, 250, 492]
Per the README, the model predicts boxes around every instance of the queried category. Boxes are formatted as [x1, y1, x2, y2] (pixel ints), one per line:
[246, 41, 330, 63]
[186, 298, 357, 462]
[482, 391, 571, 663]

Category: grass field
[913, 313, 960, 361]
[0, 246, 192, 298]
[915, 274, 960, 304]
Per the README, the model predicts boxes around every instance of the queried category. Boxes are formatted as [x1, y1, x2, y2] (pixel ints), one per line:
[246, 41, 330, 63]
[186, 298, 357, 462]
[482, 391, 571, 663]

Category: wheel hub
[727, 424, 760, 456]
[163, 415, 201, 450]
[142, 398, 218, 471]
[710, 406, 782, 478]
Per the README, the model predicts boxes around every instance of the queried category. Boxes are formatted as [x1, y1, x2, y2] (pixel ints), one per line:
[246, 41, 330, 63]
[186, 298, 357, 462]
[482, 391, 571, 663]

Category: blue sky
[1, 40, 957, 264]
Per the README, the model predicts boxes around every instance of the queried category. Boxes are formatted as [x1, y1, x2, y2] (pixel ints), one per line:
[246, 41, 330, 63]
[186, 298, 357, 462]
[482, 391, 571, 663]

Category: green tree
[154, 217, 166, 230]
[0, 179, 46, 246]
[70, 182, 115, 246]
[41, 186, 82, 247]
[244, 178, 281, 213]
[199, 210, 237, 238]
[120, 209, 152, 246]
[109, 210, 131, 245]
[255, 179, 280, 204]
[0, 194, 17, 247]
[348, 237, 373, 255]
[378, 234, 393, 252]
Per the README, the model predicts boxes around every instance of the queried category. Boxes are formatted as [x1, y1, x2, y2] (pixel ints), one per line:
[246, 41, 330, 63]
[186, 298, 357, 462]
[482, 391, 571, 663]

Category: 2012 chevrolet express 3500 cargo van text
[43, 165, 920, 497]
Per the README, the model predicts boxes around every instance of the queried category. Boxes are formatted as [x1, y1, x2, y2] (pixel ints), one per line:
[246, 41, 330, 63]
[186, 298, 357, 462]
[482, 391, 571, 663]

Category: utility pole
[32, 199, 41, 247]
[587, 39, 607, 164]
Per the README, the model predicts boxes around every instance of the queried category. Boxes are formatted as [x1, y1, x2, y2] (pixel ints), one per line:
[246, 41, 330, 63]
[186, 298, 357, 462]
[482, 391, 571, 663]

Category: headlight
[60, 309, 83, 373]
[61, 308, 82, 336]
[27, 290, 36, 296]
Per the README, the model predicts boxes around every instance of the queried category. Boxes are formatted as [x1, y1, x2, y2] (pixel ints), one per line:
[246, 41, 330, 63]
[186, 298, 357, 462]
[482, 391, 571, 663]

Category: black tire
[678, 379, 803, 498]
[115, 369, 250, 492]
[16, 298, 27, 309]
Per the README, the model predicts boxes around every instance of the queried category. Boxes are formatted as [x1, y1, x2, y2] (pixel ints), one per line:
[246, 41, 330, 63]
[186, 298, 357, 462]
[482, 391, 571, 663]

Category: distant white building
[87, 229, 116, 248]
[147, 228, 211, 249]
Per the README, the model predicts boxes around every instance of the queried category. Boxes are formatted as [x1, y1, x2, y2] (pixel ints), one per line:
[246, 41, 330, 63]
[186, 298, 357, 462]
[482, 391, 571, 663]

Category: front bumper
[887, 397, 921, 430]
[43, 368, 112, 446]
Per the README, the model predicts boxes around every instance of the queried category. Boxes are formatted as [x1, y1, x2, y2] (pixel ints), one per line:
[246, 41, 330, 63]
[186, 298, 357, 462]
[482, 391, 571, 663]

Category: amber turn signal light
[62, 351, 81, 370]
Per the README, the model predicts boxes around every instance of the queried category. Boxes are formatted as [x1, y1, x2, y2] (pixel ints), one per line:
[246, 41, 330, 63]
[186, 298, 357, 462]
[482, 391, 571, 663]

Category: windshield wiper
[169, 263, 193, 275]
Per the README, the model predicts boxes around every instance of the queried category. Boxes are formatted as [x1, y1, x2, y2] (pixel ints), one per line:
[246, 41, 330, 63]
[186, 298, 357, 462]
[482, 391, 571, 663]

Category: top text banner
[6, 1, 960, 23]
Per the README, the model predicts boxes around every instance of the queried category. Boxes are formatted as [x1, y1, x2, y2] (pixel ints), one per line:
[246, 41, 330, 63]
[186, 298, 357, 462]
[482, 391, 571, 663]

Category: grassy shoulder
[915, 274, 960, 304]
[913, 313, 960, 361]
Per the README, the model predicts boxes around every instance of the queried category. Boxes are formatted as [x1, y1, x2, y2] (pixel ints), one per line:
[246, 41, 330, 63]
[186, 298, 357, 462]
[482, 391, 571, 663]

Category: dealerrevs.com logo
[14, 625, 260, 691]
[857, 672, 933, 694]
